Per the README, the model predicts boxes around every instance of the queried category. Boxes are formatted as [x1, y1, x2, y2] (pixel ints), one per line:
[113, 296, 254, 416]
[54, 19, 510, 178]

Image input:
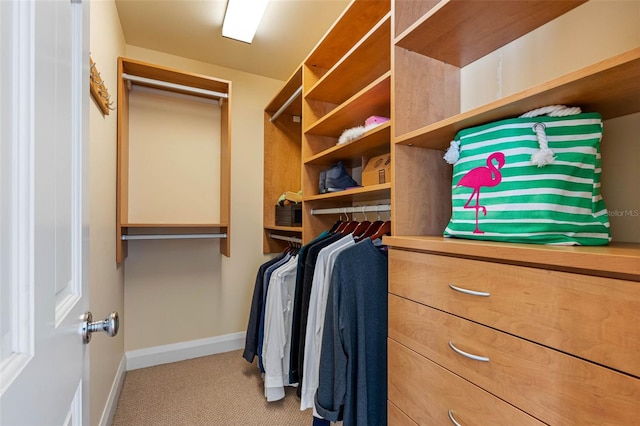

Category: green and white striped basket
[443, 105, 611, 246]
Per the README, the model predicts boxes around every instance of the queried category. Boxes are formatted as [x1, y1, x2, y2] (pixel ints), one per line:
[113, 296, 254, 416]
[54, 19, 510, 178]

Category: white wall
[88, 1, 126, 425]
[127, 89, 222, 223]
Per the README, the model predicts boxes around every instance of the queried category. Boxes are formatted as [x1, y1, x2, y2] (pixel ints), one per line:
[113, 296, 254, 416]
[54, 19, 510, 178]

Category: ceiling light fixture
[222, 0, 269, 44]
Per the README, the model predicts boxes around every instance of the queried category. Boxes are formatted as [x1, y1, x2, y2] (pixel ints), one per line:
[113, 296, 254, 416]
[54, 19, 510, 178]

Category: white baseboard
[99, 354, 126, 426]
[125, 331, 246, 371]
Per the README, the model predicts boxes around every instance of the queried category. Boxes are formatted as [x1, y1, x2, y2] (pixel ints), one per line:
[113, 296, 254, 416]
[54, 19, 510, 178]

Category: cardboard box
[275, 204, 302, 226]
[362, 153, 392, 186]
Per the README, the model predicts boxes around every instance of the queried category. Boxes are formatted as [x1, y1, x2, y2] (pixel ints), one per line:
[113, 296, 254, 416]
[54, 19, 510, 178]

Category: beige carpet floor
[112, 349, 318, 425]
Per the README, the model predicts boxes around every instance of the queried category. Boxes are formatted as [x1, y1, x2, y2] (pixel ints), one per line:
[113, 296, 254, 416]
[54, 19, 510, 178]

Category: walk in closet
[263, 0, 639, 424]
[116, 58, 231, 262]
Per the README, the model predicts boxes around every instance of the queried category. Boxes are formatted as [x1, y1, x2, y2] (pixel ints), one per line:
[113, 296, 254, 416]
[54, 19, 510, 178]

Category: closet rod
[269, 234, 302, 244]
[122, 73, 229, 99]
[270, 86, 302, 122]
[121, 233, 227, 241]
[310, 204, 391, 215]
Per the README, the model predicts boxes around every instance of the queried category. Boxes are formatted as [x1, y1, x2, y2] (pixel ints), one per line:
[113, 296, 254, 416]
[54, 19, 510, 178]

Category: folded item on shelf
[337, 116, 389, 145]
[277, 190, 303, 206]
[319, 161, 359, 194]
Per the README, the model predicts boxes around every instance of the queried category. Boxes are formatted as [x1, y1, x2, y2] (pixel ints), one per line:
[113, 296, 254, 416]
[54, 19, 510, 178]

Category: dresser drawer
[388, 249, 640, 377]
[389, 294, 640, 425]
[388, 339, 545, 426]
[388, 401, 418, 426]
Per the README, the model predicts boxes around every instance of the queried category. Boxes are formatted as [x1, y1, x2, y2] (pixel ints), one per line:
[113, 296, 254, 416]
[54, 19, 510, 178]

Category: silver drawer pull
[449, 283, 490, 297]
[448, 409, 462, 426]
[449, 341, 490, 362]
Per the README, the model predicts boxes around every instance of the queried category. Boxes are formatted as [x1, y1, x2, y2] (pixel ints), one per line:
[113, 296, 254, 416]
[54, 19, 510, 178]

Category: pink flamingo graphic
[457, 152, 506, 234]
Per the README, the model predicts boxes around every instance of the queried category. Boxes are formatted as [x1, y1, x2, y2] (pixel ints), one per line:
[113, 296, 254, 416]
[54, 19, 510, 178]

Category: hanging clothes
[300, 234, 355, 413]
[293, 232, 345, 393]
[288, 231, 330, 384]
[262, 254, 299, 401]
[314, 238, 388, 426]
[243, 222, 389, 425]
[257, 253, 293, 372]
[242, 252, 287, 364]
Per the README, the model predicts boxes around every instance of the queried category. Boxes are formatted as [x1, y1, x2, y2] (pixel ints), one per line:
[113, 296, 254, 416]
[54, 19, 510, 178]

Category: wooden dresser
[385, 236, 640, 425]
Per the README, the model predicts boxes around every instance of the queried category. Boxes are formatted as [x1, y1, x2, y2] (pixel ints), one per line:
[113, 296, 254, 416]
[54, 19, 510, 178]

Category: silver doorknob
[82, 311, 119, 344]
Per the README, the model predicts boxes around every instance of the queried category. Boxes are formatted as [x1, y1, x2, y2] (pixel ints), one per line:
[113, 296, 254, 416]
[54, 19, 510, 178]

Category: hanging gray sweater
[314, 238, 388, 426]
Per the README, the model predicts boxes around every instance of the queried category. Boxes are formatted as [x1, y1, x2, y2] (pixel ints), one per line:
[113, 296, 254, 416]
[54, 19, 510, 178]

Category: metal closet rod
[310, 204, 391, 215]
[269, 234, 302, 244]
[121, 233, 227, 241]
[122, 73, 229, 99]
[270, 86, 302, 122]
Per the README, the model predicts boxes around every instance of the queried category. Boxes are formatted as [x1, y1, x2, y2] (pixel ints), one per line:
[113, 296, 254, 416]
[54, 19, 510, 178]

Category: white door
[1, 0, 90, 424]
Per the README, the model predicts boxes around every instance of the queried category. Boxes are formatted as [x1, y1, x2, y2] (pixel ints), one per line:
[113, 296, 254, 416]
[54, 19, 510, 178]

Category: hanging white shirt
[262, 254, 299, 402]
[300, 235, 355, 413]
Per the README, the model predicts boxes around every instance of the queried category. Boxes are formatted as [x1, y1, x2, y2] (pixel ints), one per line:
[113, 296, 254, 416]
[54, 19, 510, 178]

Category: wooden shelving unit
[305, 15, 391, 105]
[387, 1, 640, 424]
[263, 67, 303, 253]
[301, 0, 392, 243]
[116, 58, 231, 262]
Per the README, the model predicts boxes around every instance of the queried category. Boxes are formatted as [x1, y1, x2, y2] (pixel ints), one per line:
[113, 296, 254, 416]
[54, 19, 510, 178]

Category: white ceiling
[114, 0, 351, 81]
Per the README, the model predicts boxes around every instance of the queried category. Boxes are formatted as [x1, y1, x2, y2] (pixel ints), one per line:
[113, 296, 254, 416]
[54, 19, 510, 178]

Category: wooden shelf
[121, 58, 230, 100]
[304, 0, 390, 71]
[394, 48, 640, 150]
[304, 122, 390, 167]
[123, 223, 227, 228]
[305, 72, 391, 137]
[306, 14, 390, 105]
[264, 225, 303, 233]
[265, 66, 302, 117]
[304, 183, 391, 203]
[122, 224, 228, 241]
[395, 0, 586, 68]
[383, 236, 640, 281]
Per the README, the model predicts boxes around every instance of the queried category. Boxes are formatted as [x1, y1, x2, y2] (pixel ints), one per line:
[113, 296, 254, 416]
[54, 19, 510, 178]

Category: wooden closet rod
[310, 204, 391, 215]
[122, 73, 229, 99]
[270, 86, 302, 122]
[121, 233, 227, 241]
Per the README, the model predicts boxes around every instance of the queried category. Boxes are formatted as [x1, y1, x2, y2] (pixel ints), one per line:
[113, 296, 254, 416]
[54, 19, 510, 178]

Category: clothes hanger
[340, 219, 359, 235]
[328, 220, 342, 234]
[368, 220, 391, 241]
[333, 209, 349, 234]
[354, 205, 384, 241]
[354, 221, 383, 241]
[338, 209, 361, 235]
[350, 206, 371, 237]
[328, 210, 344, 234]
